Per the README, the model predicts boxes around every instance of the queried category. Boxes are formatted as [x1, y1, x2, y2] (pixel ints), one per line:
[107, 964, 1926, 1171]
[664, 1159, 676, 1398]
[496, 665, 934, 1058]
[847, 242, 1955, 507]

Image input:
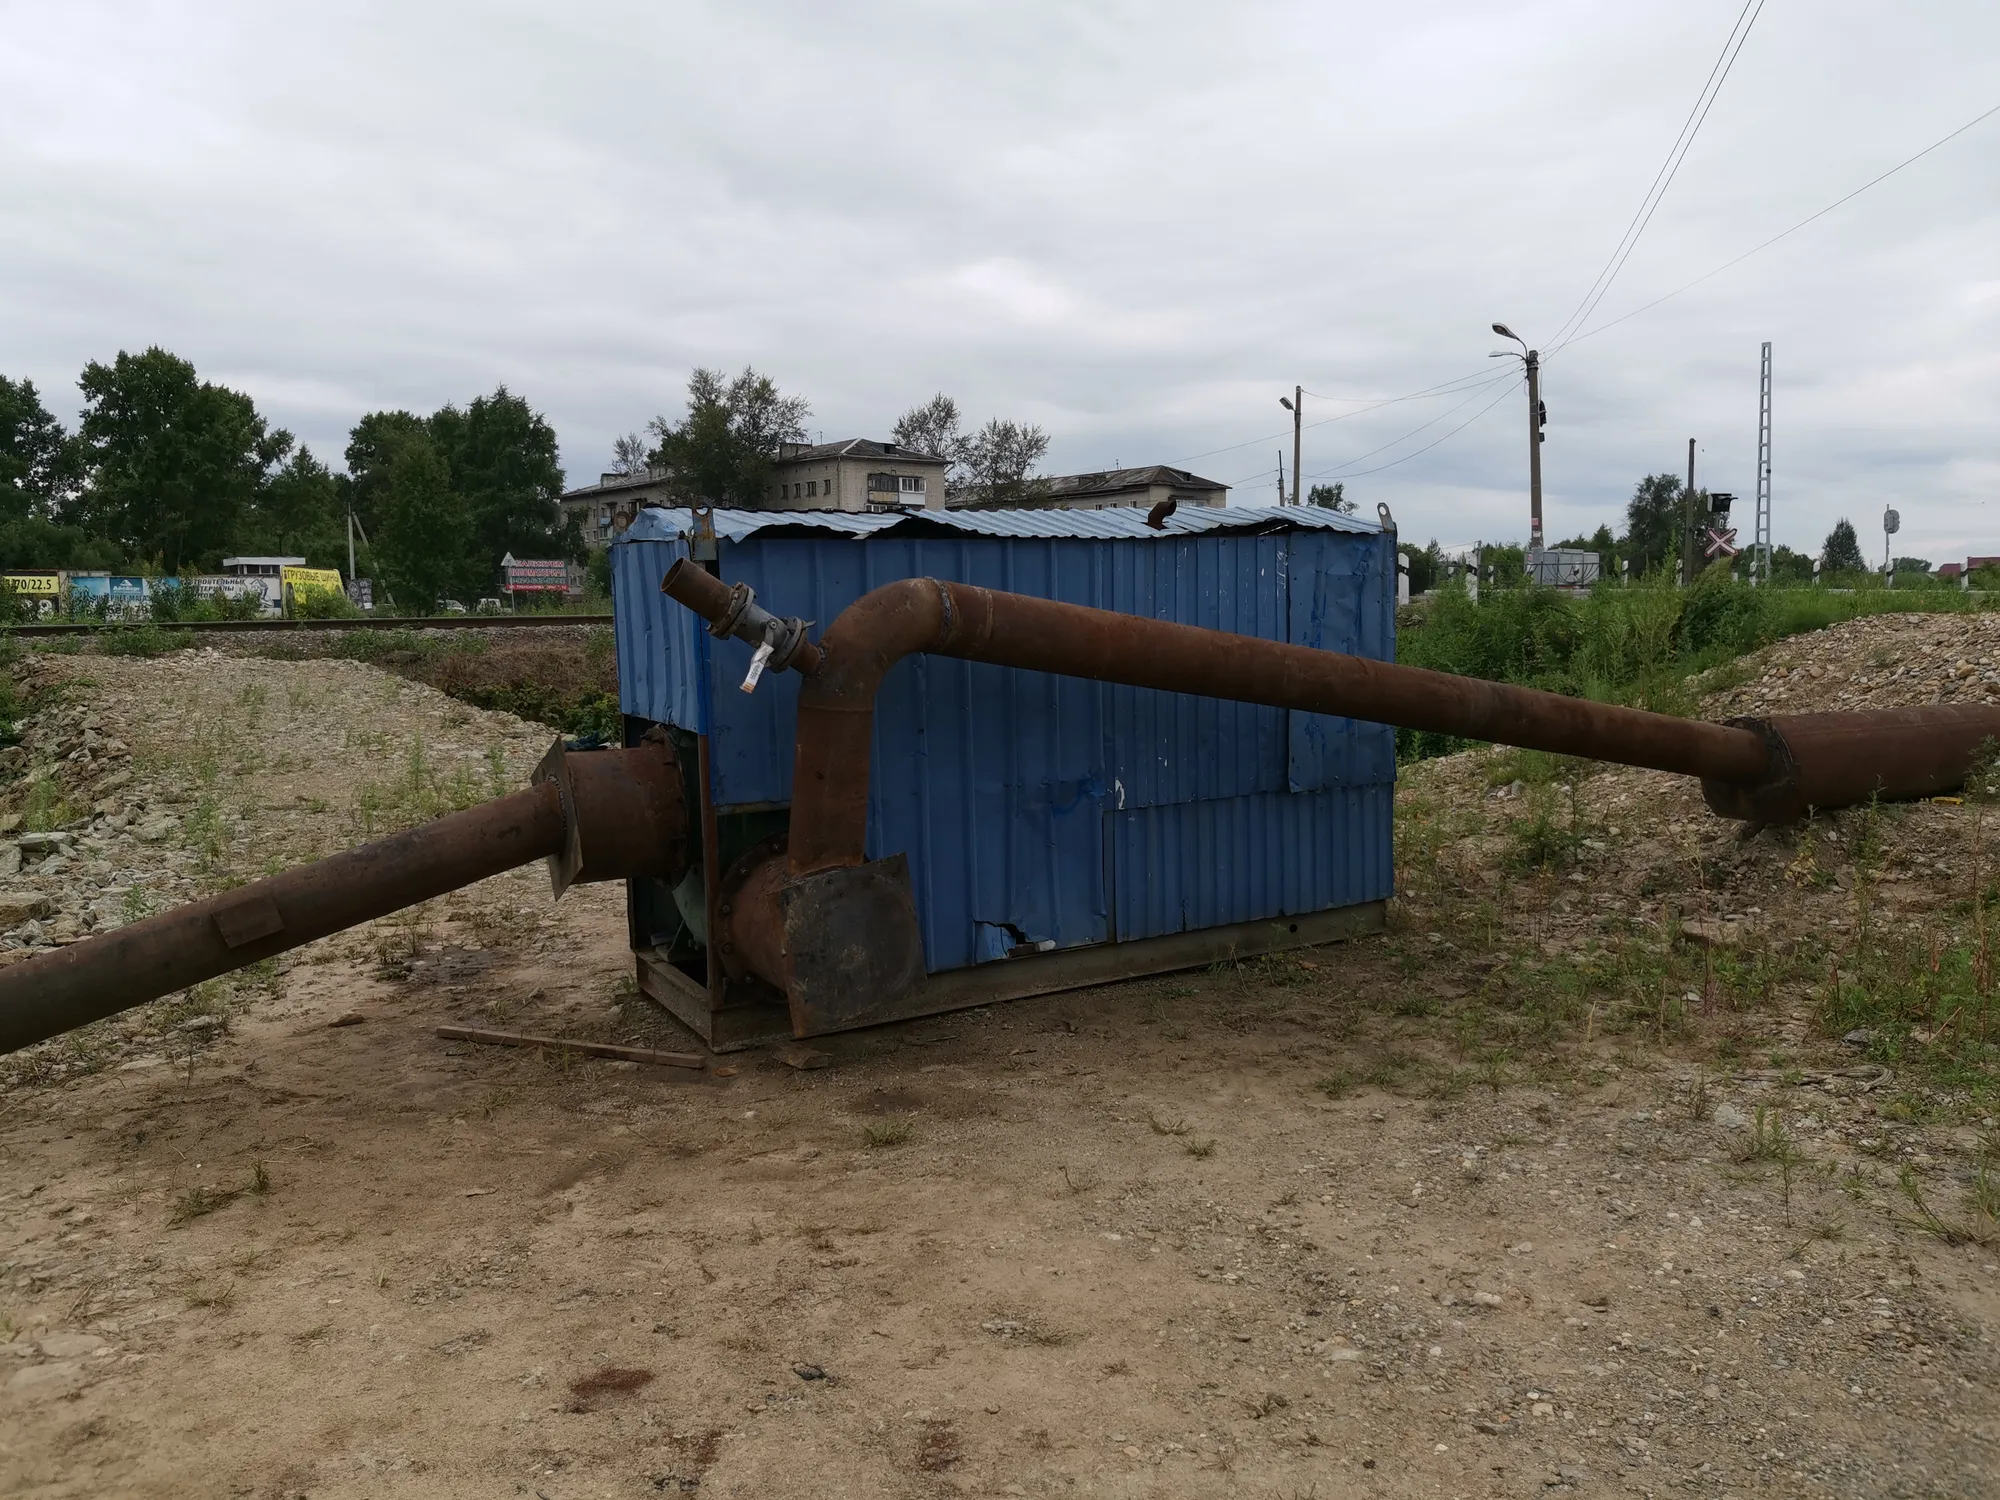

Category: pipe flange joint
[763, 614, 813, 673]
[708, 581, 755, 640]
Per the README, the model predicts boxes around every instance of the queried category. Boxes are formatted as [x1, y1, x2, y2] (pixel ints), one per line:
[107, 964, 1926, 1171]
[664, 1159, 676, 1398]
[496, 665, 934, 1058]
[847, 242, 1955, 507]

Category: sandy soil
[3, 637, 1998, 1499]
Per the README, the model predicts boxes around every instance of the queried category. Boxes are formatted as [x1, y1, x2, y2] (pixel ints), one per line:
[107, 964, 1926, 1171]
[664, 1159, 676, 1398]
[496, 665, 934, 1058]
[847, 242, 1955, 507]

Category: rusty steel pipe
[0, 740, 691, 1055]
[1702, 705, 2000, 825]
[665, 563, 1775, 873]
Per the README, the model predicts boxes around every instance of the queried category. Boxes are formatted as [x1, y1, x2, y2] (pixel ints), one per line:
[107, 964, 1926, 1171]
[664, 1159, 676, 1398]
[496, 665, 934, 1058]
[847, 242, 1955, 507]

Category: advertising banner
[280, 566, 346, 613]
[502, 557, 571, 592]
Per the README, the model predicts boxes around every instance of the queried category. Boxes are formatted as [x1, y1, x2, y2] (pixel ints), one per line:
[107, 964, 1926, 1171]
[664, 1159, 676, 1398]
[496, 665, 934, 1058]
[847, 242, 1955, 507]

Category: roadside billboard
[500, 554, 577, 597]
[280, 566, 346, 615]
[1, 573, 60, 618]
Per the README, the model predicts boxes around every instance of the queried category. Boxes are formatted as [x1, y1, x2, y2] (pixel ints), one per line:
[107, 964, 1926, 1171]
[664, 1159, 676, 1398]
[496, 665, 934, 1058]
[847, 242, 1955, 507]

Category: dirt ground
[3, 634, 1998, 1499]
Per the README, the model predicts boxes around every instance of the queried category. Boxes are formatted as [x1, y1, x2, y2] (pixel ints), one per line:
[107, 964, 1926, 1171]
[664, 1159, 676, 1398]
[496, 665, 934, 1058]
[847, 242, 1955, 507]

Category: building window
[867, 473, 926, 504]
[807, 480, 817, 498]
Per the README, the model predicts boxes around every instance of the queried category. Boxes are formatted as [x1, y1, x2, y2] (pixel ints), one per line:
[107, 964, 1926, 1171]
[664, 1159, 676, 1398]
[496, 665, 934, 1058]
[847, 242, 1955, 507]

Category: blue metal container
[610, 505, 1395, 1046]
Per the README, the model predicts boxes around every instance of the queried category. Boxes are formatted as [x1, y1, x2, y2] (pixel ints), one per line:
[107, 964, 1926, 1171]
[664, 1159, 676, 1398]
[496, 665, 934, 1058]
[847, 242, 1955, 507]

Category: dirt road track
[2, 645, 1997, 1499]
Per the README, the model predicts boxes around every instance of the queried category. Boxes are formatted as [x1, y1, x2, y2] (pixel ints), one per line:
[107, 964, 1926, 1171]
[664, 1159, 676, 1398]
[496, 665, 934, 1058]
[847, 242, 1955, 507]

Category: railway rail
[3, 613, 611, 638]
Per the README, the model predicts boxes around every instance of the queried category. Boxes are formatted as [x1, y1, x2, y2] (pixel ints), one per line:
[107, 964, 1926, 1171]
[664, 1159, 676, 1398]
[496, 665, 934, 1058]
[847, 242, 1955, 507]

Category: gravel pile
[1705, 609, 2000, 716]
[1, 646, 557, 1010]
[0, 670, 198, 963]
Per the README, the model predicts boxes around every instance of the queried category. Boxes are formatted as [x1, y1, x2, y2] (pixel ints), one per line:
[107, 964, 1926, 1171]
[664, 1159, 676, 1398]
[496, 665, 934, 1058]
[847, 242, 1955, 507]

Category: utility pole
[1489, 325, 1543, 548]
[1525, 350, 1544, 550]
[1753, 342, 1772, 586]
[1292, 385, 1302, 507]
[1680, 438, 1699, 587]
[1278, 388, 1303, 505]
[347, 508, 357, 583]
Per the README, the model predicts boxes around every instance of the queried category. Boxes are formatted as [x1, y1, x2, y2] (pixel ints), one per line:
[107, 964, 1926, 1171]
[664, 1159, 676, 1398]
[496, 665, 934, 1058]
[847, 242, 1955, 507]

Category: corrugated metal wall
[611, 522, 1395, 974]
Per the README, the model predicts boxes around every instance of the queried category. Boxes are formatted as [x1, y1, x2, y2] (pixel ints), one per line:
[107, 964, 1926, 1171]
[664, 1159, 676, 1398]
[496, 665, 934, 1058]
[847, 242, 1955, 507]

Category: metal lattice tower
[1753, 341, 1773, 584]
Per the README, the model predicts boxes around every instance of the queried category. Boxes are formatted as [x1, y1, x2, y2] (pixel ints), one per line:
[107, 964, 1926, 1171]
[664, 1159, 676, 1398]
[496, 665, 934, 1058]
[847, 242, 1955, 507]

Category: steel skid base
[634, 898, 1388, 1053]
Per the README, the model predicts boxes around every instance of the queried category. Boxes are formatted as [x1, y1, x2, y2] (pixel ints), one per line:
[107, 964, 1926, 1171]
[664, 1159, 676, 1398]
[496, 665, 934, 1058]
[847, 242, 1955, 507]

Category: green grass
[1397, 570, 1997, 762]
[862, 1118, 914, 1148]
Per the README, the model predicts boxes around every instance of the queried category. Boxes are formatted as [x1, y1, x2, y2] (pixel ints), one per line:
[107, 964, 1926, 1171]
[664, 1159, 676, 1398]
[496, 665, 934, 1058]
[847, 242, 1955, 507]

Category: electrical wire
[1310, 382, 1520, 483]
[1169, 364, 1501, 467]
[1554, 97, 2000, 354]
[1303, 371, 1518, 481]
[1297, 368, 1501, 403]
[1548, 0, 1765, 352]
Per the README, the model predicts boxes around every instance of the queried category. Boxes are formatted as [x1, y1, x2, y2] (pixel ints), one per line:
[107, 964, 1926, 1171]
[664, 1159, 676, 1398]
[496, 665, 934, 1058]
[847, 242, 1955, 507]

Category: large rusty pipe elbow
[666, 565, 1771, 872]
[0, 739, 691, 1056]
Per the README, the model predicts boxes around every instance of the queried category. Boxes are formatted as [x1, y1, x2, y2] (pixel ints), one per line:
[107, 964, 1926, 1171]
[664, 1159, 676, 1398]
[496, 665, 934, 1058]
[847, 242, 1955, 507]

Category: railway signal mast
[1752, 342, 1772, 585]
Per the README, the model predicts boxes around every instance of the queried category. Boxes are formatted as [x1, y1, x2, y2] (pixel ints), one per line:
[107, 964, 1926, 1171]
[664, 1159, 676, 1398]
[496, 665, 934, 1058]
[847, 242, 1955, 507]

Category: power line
[1548, 0, 1765, 352]
[1304, 372, 1517, 481]
[1557, 96, 2000, 353]
[1169, 364, 1500, 466]
[1310, 382, 1520, 483]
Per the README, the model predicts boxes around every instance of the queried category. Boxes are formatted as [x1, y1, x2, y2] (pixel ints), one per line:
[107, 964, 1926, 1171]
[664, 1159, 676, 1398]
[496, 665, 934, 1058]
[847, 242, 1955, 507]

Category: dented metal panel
[619, 514, 1400, 981]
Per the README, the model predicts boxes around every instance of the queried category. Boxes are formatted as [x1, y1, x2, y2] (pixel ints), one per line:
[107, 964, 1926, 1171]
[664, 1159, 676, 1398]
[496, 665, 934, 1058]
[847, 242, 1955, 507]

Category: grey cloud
[3, 0, 1996, 558]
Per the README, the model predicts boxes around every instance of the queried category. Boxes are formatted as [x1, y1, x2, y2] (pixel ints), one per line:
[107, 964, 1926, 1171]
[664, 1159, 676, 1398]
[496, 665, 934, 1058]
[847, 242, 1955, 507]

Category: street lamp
[1278, 387, 1301, 505]
[1489, 322, 1543, 549]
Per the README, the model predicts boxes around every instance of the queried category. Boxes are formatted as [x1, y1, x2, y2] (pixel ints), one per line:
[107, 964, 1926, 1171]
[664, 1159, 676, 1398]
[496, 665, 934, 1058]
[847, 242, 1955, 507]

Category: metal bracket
[690, 503, 719, 562]
[533, 737, 588, 899]
[776, 855, 927, 1037]
[212, 889, 284, 949]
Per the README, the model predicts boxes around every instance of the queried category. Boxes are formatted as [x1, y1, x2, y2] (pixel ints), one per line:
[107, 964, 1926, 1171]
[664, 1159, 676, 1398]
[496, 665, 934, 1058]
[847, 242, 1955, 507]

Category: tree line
[1, 348, 573, 612]
[611, 373, 1056, 510]
[1398, 472, 1941, 594]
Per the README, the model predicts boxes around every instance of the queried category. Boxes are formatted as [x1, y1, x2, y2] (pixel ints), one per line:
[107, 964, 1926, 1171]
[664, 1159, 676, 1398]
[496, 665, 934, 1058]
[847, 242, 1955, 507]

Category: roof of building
[220, 556, 308, 568]
[561, 469, 674, 502]
[1036, 465, 1228, 499]
[619, 503, 1381, 548]
[775, 439, 949, 465]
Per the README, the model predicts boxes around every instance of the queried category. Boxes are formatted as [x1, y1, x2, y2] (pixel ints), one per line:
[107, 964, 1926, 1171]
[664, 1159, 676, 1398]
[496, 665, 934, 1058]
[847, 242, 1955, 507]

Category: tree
[1891, 556, 1932, 576]
[342, 409, 428, 537]
[646, 367, 810, 508]
[1307, 482, 1354, 514]
[1402, 540, 1442, 593]
[346, 388, 574, 606]
[1768, 544, 1815, 583]
[73, 348, 289, 571]
[374, 430, 474, 612]
[892, 394, 1051, 505]
[955, 418, 1050, 507]
[0, 376, 80, 522]
[891, 394, 963, 464]
[1621, 473, 1684, 577]
[609, 432, 650, 475]
[250, 445, 342, 558]
[0, 518, 122, 572]
[1822, 519, 1866, 575]
[429, 387, 572, 571]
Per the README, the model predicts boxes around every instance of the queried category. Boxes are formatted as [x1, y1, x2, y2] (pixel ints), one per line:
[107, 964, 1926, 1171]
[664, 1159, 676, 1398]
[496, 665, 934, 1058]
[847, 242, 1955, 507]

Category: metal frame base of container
[633, 897, 1388, 1053]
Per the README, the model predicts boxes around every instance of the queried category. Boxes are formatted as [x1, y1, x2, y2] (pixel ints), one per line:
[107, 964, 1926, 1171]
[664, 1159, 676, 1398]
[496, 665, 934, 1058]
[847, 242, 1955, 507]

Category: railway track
[4, 613, 612, 638]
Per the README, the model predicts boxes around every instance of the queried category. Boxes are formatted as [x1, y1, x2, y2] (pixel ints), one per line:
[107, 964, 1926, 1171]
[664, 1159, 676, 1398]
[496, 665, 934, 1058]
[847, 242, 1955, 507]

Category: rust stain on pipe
[0, 739, 691, 1056]
[666, 563, 1775, 873]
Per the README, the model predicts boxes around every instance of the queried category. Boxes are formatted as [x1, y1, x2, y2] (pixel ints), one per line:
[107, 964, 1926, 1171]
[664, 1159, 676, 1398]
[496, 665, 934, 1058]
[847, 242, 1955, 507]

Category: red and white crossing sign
[1703, 526, 1740, 559]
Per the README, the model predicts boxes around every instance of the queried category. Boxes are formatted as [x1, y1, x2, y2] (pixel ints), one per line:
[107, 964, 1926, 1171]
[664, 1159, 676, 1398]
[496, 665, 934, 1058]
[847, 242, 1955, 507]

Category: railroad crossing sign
[1703, 525, 1740, 559]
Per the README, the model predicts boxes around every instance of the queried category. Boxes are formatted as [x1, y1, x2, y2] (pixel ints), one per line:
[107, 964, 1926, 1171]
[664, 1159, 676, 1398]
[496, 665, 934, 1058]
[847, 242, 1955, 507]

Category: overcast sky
[5, 1, 1996, 559]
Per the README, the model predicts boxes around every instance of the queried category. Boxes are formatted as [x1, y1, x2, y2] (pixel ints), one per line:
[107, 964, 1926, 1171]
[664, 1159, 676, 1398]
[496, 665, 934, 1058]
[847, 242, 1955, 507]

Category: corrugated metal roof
[618, 502, 1382, 547]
